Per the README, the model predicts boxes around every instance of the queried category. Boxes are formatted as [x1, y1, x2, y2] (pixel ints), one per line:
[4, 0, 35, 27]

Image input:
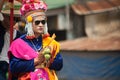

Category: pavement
[59, 36, 120, 51]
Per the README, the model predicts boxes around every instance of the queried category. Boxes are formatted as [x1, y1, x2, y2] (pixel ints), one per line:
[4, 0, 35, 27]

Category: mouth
[38, 27, 43, 30]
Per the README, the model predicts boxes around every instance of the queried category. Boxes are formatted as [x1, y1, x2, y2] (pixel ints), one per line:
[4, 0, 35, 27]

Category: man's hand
[34, 52, 45, 67]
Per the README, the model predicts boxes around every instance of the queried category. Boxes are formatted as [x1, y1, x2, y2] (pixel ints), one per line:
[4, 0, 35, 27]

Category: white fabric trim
[44, 22, 48, 34]
[0, 12, 4, 21]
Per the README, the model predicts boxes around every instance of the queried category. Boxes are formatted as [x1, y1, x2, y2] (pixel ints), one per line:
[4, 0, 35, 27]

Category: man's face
[32, 15, 46, 35]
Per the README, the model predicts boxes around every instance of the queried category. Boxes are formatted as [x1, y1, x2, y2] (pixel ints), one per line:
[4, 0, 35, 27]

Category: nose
[38, 22, 43, 26]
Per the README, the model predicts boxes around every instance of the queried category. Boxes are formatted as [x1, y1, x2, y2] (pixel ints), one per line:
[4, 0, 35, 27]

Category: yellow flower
[27, 16, 32, 22]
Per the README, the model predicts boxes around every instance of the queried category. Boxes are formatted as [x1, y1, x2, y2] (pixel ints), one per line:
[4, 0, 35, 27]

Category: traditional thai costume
[8, 34, 63, 80]
[8, 0, 63, 80]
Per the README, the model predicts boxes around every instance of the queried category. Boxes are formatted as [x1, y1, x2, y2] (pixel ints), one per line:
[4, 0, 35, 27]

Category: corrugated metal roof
[72, 0, 120, 15]
[60, 36, 120, 51]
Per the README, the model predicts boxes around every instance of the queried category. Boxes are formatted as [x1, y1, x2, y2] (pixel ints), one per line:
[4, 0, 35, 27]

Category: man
[8, 0, 63, 80]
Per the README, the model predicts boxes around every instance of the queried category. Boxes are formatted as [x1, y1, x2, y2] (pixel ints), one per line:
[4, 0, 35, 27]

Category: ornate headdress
[20, 0, 47, 16]
[20, 0, 49, 39]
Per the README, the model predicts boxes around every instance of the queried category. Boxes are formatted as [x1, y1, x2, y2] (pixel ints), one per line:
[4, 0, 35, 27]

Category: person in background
[0, 12, 8, 80]
[0, 12, 25, 80]
[8, 0, 63, 80]
[0, 0, 25, 79]
[0, 13, 22, 63]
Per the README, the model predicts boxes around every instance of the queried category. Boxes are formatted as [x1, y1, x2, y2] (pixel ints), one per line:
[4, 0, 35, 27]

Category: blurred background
[1, 0, 120, 80]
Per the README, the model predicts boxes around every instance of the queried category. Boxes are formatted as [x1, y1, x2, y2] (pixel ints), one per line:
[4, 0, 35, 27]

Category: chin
[38, 31, 44, 34]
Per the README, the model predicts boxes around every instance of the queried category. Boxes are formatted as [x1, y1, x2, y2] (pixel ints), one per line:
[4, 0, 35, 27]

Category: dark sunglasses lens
[35, 21, 40, 25]
[41, 20, 46, 25]
[35, 20, 46, 25]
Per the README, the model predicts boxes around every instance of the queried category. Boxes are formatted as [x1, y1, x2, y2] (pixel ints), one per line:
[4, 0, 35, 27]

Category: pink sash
[8, 38, 49, 80]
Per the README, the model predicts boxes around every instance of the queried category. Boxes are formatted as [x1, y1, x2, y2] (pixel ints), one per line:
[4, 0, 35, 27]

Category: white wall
[85, 10, 120, 38]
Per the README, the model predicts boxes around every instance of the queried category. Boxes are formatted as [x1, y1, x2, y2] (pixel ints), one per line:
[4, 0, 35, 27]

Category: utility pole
[66, 0, 73, 39]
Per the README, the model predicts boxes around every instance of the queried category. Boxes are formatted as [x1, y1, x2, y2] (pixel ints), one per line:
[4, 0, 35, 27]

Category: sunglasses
[34, 20, 46, 25]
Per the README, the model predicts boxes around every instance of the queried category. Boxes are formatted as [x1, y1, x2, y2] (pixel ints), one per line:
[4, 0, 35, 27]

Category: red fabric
[9, 0, 14, 44]
[8, 1, 14, 80]
[18, 73, 31, 80]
